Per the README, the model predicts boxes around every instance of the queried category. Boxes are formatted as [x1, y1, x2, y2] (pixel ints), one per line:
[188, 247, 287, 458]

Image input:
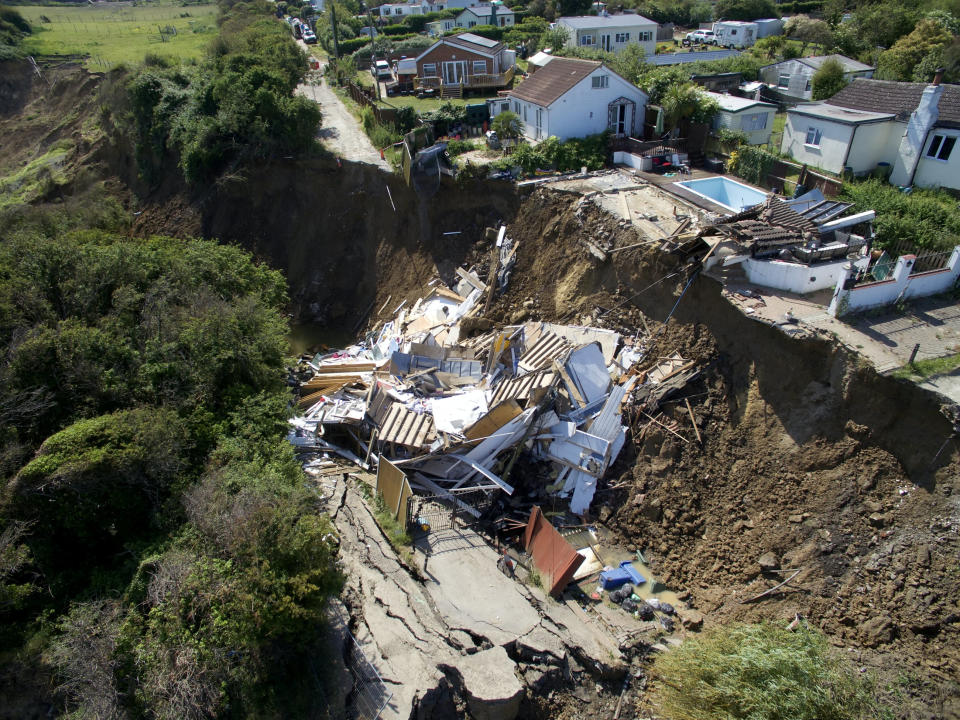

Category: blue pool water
[674, 177, 768, 213]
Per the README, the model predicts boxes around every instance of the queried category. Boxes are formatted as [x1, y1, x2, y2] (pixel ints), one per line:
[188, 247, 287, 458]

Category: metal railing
[414, 64, 515, 91]
[328, 606, 392, 720]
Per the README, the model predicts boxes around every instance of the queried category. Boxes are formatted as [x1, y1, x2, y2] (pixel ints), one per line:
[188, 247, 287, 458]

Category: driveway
[296, 56, 391, 170]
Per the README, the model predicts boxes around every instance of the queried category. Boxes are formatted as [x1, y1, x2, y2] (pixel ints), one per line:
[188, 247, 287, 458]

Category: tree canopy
[811, 56, 848, 100]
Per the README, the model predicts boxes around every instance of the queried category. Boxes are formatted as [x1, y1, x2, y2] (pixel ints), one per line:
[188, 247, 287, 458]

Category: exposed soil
[3, 62, 959, 719]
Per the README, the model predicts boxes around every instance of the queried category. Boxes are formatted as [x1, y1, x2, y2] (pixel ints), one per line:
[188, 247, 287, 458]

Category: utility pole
[330, 2, 340, 58]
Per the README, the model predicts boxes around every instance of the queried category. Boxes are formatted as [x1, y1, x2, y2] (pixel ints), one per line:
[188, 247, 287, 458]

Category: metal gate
[407, 487, 495, 533]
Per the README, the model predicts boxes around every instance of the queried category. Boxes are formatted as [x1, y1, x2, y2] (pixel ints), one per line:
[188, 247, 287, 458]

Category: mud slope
[132, 160, 520, 331]
[496, 188, 960, 719]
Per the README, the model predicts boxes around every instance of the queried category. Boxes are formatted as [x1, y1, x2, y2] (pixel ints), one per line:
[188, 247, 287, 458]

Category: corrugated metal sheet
[589, 385, 626, 442]
[518, 331, 570, 372]
[379, 403, 435, 449]
[523, 506, 584, 597]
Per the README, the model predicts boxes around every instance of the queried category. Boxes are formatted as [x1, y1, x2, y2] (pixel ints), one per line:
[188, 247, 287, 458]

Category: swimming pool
[674, 176, 768, 213]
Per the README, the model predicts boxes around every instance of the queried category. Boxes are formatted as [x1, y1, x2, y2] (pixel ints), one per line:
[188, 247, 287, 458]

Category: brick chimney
[889, 72, 945, 187]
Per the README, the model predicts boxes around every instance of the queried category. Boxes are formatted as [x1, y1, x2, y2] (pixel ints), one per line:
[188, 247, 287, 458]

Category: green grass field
[14, 1, 218, 70]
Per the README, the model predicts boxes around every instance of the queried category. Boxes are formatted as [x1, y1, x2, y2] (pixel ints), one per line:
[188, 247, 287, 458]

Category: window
[805, 79, 811, 92]
[395, 7, 402, 14]
[423, 63, 437, 76]
[730, 28, 738, 35]
[742, 112, 768, 131]
[580, 33, 595, 46]
[777, 73, 790, 89]
[638, 31, 652, 42]
[927, 134, 956, 161]
[592, 74, 609, 89]
[513, 100, 520, 114]
[615, 32, 630, 42]
[805, 126, 823, 147]
[468, 21, 476, 27]
[523, 105, 528, 121]
[472, 60, 487, 74]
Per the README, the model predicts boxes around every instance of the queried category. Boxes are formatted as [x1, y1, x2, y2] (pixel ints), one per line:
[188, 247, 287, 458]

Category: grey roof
[826, 78, 960, 129]
[798, 54, 874, 73]
[508, 57, 601, 107]
[558, 14, 657, 28]
[788, 102, 894, 125]
[647, 49, 741, 66]
[455, 32, 500, 49]
[704, 91, 775, 112]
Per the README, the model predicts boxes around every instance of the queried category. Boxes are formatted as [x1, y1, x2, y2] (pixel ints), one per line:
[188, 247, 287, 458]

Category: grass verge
[891, 353, 960, 380]
[13, 1, 217, 70]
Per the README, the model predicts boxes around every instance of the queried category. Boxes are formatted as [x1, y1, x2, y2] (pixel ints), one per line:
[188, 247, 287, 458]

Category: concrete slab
[706, 267, 960, 403]
[416, 528, 542, 645]
[450, 646, 523, 720]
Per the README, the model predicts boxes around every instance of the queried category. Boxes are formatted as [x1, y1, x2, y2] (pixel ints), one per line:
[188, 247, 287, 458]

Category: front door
[443, 61, 466, 84]
[607, 99, 634, 137]
[601, 34, 611, 51]
[616, 104, 628, 135]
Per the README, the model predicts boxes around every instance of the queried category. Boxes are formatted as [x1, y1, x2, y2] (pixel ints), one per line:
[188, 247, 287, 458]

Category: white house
[455, 4, 514, 28]
[426, 17, 457, 34]
[781, 76, 960, 190]
[759, 55, 874, 101]
[557, 14, 657, 57]
[375, 2, 429, 18]
[704, 91, 777, 145]
[490, 57, 647, 141]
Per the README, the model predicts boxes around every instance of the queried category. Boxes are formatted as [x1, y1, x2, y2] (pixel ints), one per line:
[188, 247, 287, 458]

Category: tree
[714, 0, 778, 22]
[877, 19, 954, 81]
[661, 83, 719, 130]
[811, 57, 848, 100]
[651, 622, 885, 720]
[492, 111, 522, 139]
[540, 24, 569, 50]
[752, 34, 786, 59]
[850, 3, 919, 55]
[784, 15, 834, 54]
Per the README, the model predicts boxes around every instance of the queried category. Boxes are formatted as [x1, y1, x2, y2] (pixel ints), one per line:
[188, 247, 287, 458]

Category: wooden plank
[456, 267, 487, 293]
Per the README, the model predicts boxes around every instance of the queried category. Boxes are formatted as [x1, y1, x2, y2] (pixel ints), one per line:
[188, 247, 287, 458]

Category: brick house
[414, 33, 516, 97]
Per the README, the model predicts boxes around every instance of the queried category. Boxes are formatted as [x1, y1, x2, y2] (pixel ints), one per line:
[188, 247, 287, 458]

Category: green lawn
[377, 90, 501, 113]
[15, 1, 218, 70]
[890, 353, 960, 380]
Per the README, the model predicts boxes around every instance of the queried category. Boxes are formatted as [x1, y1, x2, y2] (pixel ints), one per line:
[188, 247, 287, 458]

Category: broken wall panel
[377, 458, 414, 527]
[379, 403, 436, 450]
[523, 506, 585, 597]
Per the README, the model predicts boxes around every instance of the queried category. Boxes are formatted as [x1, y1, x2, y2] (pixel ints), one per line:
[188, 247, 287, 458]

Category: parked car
[684, 29, 716, 45]
[371, 60, 392, 80]
[302, 26, 317, 44]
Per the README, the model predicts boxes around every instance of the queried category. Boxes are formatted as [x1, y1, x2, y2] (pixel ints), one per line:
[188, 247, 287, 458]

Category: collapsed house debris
[288, 224, 703, 553]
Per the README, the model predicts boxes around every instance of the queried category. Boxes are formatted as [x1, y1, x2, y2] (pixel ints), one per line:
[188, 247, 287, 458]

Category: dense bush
[651, 622, 884, 720]
[0, 214, 343, 718]
[129, 0, 320, 183]
[493, 133, 608, 175]
[0, 7, 30, 58]
[728, 145, 778, 185]
[339, 34, 372, 53]
[842, 178, 960, 252]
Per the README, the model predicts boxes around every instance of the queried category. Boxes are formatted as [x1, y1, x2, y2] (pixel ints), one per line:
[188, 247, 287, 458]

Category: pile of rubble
[288, 225, 701, 521]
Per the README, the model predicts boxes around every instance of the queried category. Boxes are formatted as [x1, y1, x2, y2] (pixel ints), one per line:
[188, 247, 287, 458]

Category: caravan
[712, 20, 758, 48]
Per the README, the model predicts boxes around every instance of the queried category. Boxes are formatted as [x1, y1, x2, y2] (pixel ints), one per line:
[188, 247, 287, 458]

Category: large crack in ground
[321, 474, 634, 719]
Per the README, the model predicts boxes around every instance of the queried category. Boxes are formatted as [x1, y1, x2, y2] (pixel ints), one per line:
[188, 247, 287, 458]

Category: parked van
[291, 18, 302, 39]
[712, 20, 758, 48]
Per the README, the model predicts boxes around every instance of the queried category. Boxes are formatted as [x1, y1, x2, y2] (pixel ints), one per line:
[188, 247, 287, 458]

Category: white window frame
[638, 31, 652, 42]
[926, 134, 956, 161]
[472, 60, 486, 74]
[422, 63, 437, 77]
[580, 33, 595, 46]
[777, 73, 790, 89]
[805, 126, 823, 147]
[615, 32, 629, 43]
[591, 74, 609, 89]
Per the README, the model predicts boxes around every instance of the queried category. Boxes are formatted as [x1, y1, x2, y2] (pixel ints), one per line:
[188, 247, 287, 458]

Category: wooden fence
[766, 159, 843, 197]
[344, 81, 398, 126]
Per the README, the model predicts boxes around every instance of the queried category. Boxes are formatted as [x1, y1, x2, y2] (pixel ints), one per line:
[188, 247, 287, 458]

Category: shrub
[446, 139, 479, 156]
[728, 145, 777, 185]
[841, 178, 960, 252]
[651, 622, 885, 720]
[339, 35, 372, 54]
